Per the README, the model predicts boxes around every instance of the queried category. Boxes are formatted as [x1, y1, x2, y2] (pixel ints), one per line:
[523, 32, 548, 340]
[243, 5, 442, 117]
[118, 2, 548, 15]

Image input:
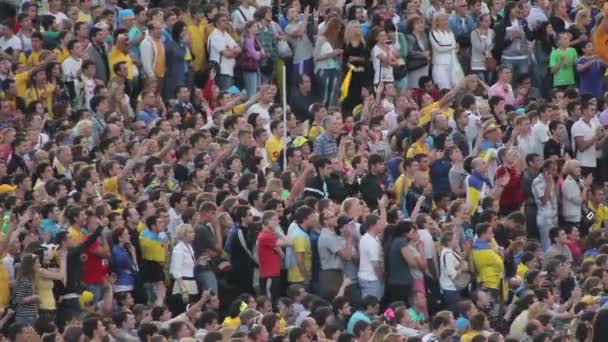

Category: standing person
[285, 5, 314, 81]
[111, 227, 138, 294]
[495, 148, 524, 215]
[470, 223, 505, 303]
[572, 99, 606, 176]
[257, 210, 293, 303]
[193, 202, 223, 293]
[169, 224, 198, 315]
[140, 20, 166, 86]
[549, 32, 578, 89]
[139, 215, 168, 305]
[318, 211, 353, 301]
[227, 206, 257, 295]
[430, 12, 462, 89]
[531, 104, 552, 159]
[371, 29, 398, 87]
[549, 0, 572, 34]
[85, 26, 110, 84]
[163, 21, 190, 100]
[14, 254, 39, 326]
[493, 1, 532, 82]
[240, 21, 265, 97]
[449, 0, 476, 74]
[406, 15, 431, 90]
[532, 159, 559, 250]
[358, 215, 385, 300]
[313, 17, 343, 108]
[385, 221, 415, 305]
[287, 206, 316, 287]
[561, 160, 591, 232]
[207, 13, 241, 90]
[470, 14, 495, 83]
[576, 41, 605, 99]
[342, 20, 371, 115]
[439, 231, 463, 313]
[522, 153, 542, 240]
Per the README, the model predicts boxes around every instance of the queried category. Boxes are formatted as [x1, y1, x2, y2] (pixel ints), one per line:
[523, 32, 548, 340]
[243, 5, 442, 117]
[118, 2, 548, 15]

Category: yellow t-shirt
[394, 174, 414, 206]
[68, 226, 85, 244]
[406, 141, 429, 158]
[103, 176, 119, 195]
[0, 264, 9, 308]
[37, 274, 56, 310]
[287, 235, 312, 283]
[589, 201, 608, 231]
[265, 134, 285, 163]
[77, 12, 92, 24]
[53, 47, 69, 63]
[308, 124, 324, 142]
[18, 50, 41, 68]
[516, 263, 528, 280]
[108, 47, 135, 80]
[417, 101, 454, 126]
[460, 331, 481, 342]
[25, 83, 56, 118]
[186, 18, 208, 72]
[15, 71, 30, 98]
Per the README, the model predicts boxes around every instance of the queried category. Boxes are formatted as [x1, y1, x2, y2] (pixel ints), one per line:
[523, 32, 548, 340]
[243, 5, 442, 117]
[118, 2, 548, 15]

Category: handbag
[393, 62, 407, 80]
[580, 201, 596, 234]
[277, 39, 293, 59]
[238, 38, 262, 72]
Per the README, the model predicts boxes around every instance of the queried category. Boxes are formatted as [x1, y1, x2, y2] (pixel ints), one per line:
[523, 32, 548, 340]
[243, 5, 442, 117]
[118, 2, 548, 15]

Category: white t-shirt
[47, 11, 69, 24]
[571, 117, 599, 167]
[61, 56, 82, 82]
[231, 5, 256, 32]
[207, 30, 238, 77]
[372, 45, 394, 85]
[358, 232, 383, 281]
[0, 35, 22, 52]
[247, 102, 272, 129]
[531, 120, 550, 159]
[464, 110, 480, 152]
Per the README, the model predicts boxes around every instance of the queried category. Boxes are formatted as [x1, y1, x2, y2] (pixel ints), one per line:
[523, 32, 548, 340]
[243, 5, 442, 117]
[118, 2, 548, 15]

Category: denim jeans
[242, 71, 260, 97]
[315, 68, 340, 108]
[196, 270, 218, 293]
[501, 58, 529, 84]
[85, 283, 104, 304]
[359, 279, 384, 300]
[441, 289, 461, 314]
[216, 74, 234, 91]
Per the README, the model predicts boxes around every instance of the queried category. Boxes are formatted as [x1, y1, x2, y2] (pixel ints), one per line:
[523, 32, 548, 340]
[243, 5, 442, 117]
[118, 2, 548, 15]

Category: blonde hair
[528, 302, 548, 320]
[563, 159, 580, 175]
[574, 9, 590, 28]
[432, 12, 449, 30]
[344, 20, 365, 47]
[370, 324, 393, 342]
[174, 223, 194, 242]
[265, 178, 283, 194]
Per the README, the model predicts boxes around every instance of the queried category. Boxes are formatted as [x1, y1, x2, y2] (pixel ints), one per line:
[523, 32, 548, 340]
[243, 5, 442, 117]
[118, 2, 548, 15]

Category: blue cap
[118, 9, 135, 23]
[227, 86, 241, 94]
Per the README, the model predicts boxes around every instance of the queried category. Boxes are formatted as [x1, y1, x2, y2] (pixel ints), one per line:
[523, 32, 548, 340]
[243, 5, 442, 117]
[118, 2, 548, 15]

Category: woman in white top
[470, 13, 495, 83]
[371, 29, 400, 86]
[439, 230, 463, 313]
[561, 160, 590, 228]
[169, 223, 198, 315]
[430, 12, 461, 89]
[313, 17, 344, 108]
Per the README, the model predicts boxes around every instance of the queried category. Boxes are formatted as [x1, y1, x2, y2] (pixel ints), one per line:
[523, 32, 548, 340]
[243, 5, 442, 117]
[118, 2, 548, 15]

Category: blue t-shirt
[577, 56, 604, 99]
[347, 311, 371, 334]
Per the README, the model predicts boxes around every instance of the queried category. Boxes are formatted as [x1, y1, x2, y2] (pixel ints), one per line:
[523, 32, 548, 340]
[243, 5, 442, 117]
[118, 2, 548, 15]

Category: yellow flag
[339, 66, 353, 103]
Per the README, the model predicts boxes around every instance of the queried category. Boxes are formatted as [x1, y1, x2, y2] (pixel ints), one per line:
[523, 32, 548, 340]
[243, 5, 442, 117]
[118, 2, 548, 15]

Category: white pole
[282, 62, 288, 172]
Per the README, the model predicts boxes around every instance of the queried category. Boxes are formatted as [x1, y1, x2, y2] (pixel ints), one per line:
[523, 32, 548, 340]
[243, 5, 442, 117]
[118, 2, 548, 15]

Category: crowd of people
[2, 0, 608, 341]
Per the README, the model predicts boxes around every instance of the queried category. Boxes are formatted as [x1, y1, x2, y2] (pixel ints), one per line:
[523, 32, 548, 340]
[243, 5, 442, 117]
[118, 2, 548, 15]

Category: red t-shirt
[257, 229, 281, 278]
[496, 165, 524, 210]
[82, 240, 108, 284]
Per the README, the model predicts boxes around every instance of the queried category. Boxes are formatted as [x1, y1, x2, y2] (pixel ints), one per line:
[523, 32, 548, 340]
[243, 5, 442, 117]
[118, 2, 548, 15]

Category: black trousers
[260, 276, 281, 305]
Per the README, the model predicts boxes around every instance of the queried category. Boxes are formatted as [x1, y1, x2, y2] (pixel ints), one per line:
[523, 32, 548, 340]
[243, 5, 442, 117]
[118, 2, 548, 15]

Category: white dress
[430, 29, 461, 89]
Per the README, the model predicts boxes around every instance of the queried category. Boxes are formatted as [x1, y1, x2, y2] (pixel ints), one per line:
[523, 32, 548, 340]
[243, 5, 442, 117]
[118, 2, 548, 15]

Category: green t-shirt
[550, 47, 578, 86]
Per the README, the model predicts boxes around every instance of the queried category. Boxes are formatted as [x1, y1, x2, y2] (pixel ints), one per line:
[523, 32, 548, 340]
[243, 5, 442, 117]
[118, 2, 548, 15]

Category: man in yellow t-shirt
[394, 158, 419, 206]
[287, 207, 315, 284]
[108, 30, 135, 80]
[265, 120, 285, 164]
[65, 205, 88, 244]
[184, 7, 209, 73]
[589, 185, 608, 231]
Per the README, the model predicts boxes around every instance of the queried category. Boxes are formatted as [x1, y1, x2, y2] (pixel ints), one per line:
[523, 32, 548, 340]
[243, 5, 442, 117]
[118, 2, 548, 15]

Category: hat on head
[581, 295, 600, 305]
[483, 123, 499, 135]
[118, 9, 135, 23]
